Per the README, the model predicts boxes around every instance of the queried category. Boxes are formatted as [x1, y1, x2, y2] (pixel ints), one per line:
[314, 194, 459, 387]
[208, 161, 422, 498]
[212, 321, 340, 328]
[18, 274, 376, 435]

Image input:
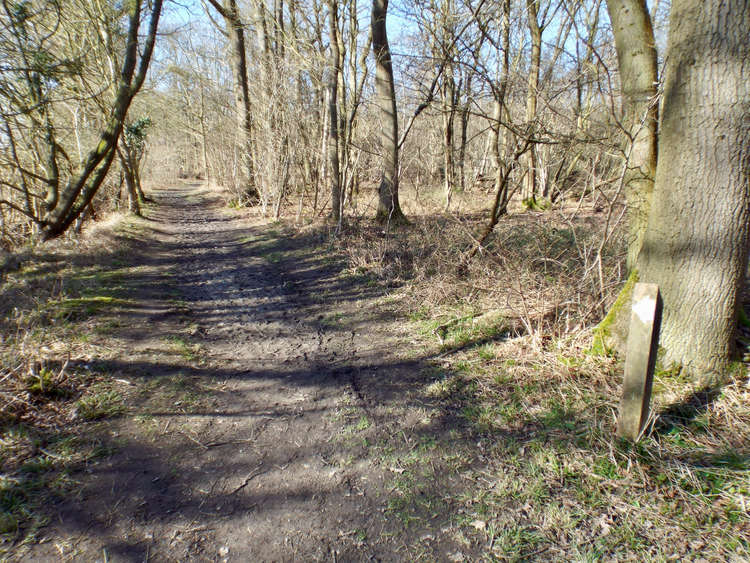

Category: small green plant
[74, 390, 124, 420]
[476, 344, 496, 360]
[344, 416, 371, 434]
[408, 307, 431, 322]
[167, 336, 203, 363]
[24, 368, 69, 398]
[320, 312, 344, 328]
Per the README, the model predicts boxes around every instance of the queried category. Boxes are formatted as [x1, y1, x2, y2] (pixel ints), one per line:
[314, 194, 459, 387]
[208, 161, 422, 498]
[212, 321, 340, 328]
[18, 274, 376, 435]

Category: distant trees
[204, 0, 259, 202]
[2, 0, 623, 241]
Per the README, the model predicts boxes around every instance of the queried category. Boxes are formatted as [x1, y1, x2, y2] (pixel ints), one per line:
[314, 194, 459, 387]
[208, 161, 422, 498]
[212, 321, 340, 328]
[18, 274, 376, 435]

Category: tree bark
[371, 0, 406, 224]
[606, 0, 659, 269]
[441, 70, 456, 209]
[636, 0, 750, 379]
[327, 0, 342, 222]
[119, 149, 141, 216]
[489, 0, 511, 219]
[225, 0, 259, 202]
[521, 0, 542, 206]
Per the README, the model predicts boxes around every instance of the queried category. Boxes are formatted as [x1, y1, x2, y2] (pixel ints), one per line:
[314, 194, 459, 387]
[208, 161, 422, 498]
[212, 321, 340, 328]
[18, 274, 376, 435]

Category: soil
[14, 183, 477, 562]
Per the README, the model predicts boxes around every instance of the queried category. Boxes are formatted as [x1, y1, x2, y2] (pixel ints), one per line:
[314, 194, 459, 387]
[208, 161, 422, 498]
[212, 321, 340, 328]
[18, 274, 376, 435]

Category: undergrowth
[299, 207, 624, 341]
[0, 219, 141, 551]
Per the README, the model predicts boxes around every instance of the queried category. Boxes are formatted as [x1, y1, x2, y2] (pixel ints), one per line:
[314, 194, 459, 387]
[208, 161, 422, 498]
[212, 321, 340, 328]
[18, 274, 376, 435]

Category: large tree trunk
[636, 0, 750, 379]
[371, 0, 406, 225]
[327, 0, 342, 222]
[606, 0, 659, 269]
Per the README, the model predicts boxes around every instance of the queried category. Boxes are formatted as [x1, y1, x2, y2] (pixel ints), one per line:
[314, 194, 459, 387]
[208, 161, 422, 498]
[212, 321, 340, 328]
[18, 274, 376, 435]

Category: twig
[179, 431, 209, 450]
[230, 463, 267, 495]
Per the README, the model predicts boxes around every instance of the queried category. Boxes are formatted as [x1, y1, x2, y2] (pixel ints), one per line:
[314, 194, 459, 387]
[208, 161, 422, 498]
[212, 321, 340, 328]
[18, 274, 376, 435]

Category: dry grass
[312, 195, 625, 342]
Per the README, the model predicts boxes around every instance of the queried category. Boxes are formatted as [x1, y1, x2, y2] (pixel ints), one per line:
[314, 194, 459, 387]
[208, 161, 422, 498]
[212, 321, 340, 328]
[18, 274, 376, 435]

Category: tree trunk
[606, 0, 659, 270]
[489, 0, 511, 218]
[119, 149, 141, 216]
[441, 70, 455, 210]
[225, 0, 259, 202]
[457, 74, 471, 195]
[40, 0, 162, 240]
[636, 0, 750, 379]
[327, 0, 342, 222]
[521, 0, 541, 206]
[371, 0, 406, 225]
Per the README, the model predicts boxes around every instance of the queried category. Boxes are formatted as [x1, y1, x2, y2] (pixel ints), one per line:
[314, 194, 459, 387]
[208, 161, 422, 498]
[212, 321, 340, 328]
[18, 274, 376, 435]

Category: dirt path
[19, 184, 477, 562]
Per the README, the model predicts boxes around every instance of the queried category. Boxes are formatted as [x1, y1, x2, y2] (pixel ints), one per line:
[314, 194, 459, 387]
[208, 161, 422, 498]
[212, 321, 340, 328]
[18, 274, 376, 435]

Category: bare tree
[327, 0, 342, 222]
[372, 0, 406, 224]
[204, 0, 259, 202]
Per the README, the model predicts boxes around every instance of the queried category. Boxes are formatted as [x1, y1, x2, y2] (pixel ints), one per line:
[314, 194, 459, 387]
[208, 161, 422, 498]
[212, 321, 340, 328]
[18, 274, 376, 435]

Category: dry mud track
[22, 183, 480, 562]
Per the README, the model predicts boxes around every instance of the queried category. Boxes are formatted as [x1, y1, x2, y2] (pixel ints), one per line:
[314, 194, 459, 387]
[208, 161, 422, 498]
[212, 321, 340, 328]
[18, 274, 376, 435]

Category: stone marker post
[617, 283, 661, 441]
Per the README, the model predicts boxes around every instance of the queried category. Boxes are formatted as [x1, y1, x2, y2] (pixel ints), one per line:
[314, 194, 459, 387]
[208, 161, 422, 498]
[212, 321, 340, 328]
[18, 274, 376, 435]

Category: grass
[139, 372, 213, 411]
[319, 312, 345, 329]
[48, 295, 132, 322]
[74, 388, 125, 420]
[405, 328, 750, 559]
[0, 427, 108, 550]
[166, 336, 205, 364]
[265, 251, 282, 263]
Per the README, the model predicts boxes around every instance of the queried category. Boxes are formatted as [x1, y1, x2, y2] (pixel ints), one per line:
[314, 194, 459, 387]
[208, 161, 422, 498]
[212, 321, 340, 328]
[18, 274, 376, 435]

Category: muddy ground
[12, 183, 484, 562]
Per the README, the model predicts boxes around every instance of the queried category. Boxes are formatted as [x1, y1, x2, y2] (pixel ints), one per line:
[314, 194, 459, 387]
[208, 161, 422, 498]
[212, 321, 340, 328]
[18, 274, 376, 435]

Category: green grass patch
[139, 373, 209, 411]
[344, 416, 371, 433]
[74, 389, 125, 420]
[49, 296, 131, 321]
[264, 251, 283, 264]
[0, 428, 108, 548]
[166, 336, 204, 364]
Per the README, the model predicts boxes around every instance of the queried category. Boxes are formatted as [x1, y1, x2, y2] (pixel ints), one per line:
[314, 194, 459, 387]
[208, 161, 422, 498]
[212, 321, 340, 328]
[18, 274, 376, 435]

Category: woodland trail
[19, 183, 477, 562]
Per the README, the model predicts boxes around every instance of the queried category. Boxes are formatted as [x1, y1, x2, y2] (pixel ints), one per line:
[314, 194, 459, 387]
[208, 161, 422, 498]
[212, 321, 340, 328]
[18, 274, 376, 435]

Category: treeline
[149, 0, 644, 224]
[0, 0, 665, 245]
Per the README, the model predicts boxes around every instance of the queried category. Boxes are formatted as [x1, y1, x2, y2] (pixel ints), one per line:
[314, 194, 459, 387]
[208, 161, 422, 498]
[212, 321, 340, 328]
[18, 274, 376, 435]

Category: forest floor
[1, 182, 748, 561]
